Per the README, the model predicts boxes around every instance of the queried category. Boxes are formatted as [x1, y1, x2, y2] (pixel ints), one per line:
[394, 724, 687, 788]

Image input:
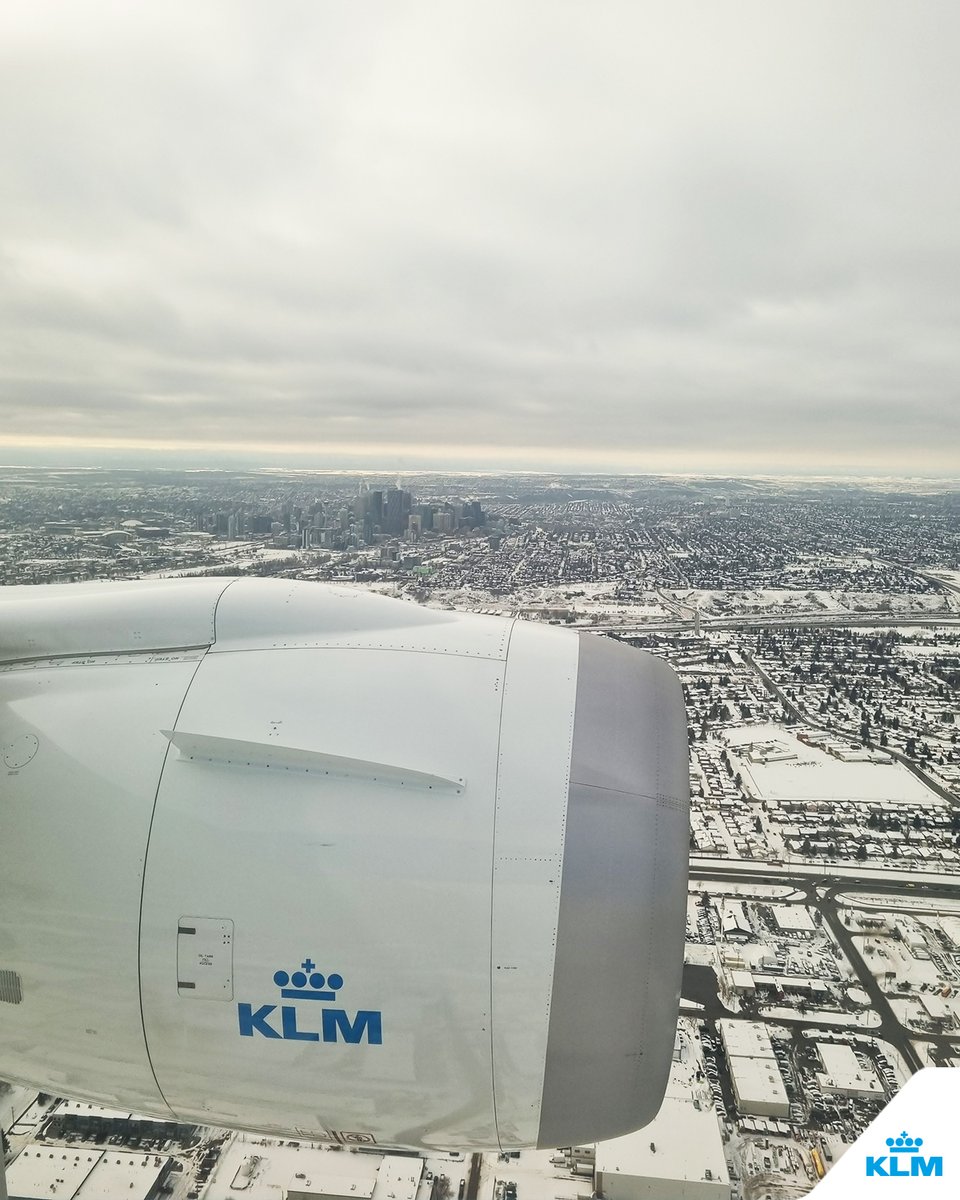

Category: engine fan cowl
[0, 578, 688, 1150]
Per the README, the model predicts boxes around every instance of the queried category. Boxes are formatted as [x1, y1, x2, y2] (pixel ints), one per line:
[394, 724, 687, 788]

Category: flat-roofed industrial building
[815, 1042, 883, 1100]
[285, 1155, 421, 1200]
[718, 1020, 790, 1119]
[6, 1147, 172, 1200]
[594, 1025, 729, 1200]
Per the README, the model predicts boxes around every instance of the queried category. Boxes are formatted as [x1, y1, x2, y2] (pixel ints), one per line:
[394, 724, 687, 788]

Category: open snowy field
[678, 587, 960, 615]
[723, 723, 937, 804]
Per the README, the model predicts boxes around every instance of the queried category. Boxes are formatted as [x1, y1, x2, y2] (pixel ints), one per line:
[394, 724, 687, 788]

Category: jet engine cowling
[0, 578, 688, 1150]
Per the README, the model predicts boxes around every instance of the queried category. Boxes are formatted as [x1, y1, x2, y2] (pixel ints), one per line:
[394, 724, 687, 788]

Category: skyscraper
[384, 488, 412, 535]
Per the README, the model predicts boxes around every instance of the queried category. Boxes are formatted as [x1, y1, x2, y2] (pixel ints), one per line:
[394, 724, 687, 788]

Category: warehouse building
[918, 992, 957, 1030]
[718, 1020, 790, 1118]
[6, 1147, 173, 1200]
[770, 906, 816, 935]
[594, 1024, 729, 1200]
[286, 1156, 421, 1200]
[814, 1043, 884, 1100]
[43, 1098, 198, 1147]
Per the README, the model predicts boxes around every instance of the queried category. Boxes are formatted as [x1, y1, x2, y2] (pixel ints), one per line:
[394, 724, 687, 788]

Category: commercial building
[286, 1156, 421, 1200]
[814, 1043, 884, 1100]
[6, 1147, 172, 1200]
[770, 906, 816, 934]
[918, 992, 957, 1030]
[594, 1024, 729, 1200]
[718, 901, 753, 942]
[42, 1099, 197, 1146]
[718, 1020, 790, 1118]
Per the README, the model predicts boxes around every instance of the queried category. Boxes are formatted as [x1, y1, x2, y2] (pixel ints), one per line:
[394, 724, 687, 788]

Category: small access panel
[177, 918, 234, 999]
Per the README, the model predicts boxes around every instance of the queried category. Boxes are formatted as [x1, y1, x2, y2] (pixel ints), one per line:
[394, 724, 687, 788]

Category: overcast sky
[1, 2, 958, 474]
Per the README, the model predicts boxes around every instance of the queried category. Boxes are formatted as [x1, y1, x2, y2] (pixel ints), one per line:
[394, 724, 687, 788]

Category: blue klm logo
[238, 959, 382, 1045]
[866, 1131, 942, 1178]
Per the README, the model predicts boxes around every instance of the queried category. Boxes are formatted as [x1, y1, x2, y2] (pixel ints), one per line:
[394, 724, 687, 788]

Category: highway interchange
[683, 860, 960, 1077]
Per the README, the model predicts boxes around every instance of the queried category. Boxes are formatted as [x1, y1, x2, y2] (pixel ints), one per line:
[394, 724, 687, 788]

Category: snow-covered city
[2, 468, 958, 1198]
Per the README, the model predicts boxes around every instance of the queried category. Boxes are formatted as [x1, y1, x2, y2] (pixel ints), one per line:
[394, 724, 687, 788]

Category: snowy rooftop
[727, 1055, 791, 1110]
[770, 904, 816, 932]
[718, 1020, 776, 1061]
[5, 1148, 166, 1200]
[52, 1100, 134, 1121]
[595, 1030, 728, 1189]
[73, 1152, 167, 1200]
[212, 1142, 428, 1200]
[6, 1147, 101, 1199]
[816, 1043, 882, 1094]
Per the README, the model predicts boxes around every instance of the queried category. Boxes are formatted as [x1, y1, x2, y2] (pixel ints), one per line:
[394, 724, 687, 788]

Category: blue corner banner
[811, 1069, 958, 1196]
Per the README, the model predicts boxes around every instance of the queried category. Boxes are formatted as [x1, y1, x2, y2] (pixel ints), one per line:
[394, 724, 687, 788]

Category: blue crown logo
[885, 1132, 925, 1150]
[866, 1129, 942, 1177]
[273, 959, 344, 1001]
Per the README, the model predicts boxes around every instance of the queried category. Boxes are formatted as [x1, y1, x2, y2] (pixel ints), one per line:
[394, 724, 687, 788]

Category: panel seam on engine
[206, 643, 510, 661]
[135, 646, 212, 1119]
[488, 616, 517, 1151]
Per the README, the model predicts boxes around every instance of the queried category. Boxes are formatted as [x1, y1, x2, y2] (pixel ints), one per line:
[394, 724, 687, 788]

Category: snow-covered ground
[670, 587, 959, 616]
[837, 893, 960, 915]
[140, 544, 301, 579]
[688, 880, 799, 900]
[760, 1005, 882, 1029]
[723, 722, 938, 804]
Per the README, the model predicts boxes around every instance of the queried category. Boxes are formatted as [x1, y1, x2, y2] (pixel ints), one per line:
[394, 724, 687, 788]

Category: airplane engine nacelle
[0, 578, 688, 1150]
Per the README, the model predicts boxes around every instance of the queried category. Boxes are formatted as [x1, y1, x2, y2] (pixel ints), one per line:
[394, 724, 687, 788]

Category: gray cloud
[1, 1, 959, 472]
